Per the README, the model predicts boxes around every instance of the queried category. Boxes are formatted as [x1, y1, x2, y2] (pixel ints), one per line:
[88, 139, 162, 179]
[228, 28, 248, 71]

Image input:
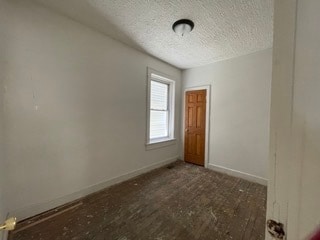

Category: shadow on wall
[35, 0, 146, 53]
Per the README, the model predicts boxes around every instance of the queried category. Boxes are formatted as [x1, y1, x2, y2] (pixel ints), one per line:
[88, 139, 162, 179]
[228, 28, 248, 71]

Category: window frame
[146, 68, 176, 149]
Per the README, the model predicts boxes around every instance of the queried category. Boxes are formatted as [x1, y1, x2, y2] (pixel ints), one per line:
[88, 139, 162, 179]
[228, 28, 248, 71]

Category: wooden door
[184, 90, 206, 166]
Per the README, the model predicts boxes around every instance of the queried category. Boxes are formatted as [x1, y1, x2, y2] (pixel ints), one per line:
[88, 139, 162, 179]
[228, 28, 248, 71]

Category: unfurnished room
[0, 0, 320, 240]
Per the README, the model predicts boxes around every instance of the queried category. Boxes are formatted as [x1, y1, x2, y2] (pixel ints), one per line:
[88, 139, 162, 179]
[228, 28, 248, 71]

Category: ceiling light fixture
[172, 19, 194, 37]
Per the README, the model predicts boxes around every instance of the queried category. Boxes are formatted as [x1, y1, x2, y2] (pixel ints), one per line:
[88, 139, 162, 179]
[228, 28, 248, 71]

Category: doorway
[184, 89, 208, 166]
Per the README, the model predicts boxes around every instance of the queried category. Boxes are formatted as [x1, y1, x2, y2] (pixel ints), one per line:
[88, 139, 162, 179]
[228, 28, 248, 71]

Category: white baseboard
[2, 233, 7, 240]
[208, 163, 268, 186]
[1, 231, 8, 240]
[9, 156, 178, 221]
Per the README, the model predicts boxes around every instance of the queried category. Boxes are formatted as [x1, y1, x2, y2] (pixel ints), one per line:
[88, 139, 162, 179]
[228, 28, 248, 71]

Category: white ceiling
[34, 0, 274, 69]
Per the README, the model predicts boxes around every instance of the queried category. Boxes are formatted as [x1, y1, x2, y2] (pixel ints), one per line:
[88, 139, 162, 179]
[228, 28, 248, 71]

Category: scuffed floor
[10, 161, 267, 240]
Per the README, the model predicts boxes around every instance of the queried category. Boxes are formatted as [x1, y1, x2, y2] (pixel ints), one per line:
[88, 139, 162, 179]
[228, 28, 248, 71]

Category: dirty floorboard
[10, 161, 267, 240]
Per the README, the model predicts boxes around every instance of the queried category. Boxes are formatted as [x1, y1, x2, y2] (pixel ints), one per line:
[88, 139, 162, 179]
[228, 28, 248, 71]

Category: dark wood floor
[10, 161, 267, 240]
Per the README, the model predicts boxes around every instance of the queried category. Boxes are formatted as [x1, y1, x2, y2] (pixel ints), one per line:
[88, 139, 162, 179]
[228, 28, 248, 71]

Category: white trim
[8, 156, 178, 221]
[1, 231, 8, 240]
[0, 214, 9, 240]
[182, 85, 211, 168]
[0, 231, 9, 240]
[145, 138, 177, 150]
[146, 68, 176, 148]
[208, 163, 268, 186]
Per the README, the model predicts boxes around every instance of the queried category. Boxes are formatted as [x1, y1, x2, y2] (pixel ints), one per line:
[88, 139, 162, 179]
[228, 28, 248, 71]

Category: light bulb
[172, 19, 194, 37]
[173, 23, 192, 36]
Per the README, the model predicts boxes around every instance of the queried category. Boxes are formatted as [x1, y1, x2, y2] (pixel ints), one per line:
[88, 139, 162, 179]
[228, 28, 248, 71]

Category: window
[147, 69, 175, 146]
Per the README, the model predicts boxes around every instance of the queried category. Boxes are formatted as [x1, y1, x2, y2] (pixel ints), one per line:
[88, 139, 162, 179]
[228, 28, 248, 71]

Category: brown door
[184, 90, 206, 166]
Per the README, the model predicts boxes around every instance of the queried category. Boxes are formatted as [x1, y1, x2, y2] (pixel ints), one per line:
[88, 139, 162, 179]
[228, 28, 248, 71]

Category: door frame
[182, 85, 211, 168]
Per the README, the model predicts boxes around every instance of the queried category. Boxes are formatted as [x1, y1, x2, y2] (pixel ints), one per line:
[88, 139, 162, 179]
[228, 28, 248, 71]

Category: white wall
[0, 4, 6, 239]
[294, 1, 320, 236]
[182, 49, 272, 184]
[266, 0, 297, 239]
[0, 0, 181, 220]
[0, 0, 7, 227]
[0, 52, 7, 240]
[267, 0, 320, 239]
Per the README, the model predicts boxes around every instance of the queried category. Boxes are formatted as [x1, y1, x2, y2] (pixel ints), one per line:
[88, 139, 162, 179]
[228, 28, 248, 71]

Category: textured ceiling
[34, 0, 273, 69]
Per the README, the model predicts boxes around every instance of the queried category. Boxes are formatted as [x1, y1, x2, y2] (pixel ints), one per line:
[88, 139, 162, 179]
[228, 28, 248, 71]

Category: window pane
[150, 110, 168, 139]
[151, 80, 168, 110]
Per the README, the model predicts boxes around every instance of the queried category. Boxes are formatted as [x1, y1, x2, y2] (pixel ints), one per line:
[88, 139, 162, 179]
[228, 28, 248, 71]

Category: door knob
[0, 217, 17, 231]
[185, 129, 188, 132]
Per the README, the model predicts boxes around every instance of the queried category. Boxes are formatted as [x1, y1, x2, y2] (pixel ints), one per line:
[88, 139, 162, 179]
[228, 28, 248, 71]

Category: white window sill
[145, 138, 176, 150]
